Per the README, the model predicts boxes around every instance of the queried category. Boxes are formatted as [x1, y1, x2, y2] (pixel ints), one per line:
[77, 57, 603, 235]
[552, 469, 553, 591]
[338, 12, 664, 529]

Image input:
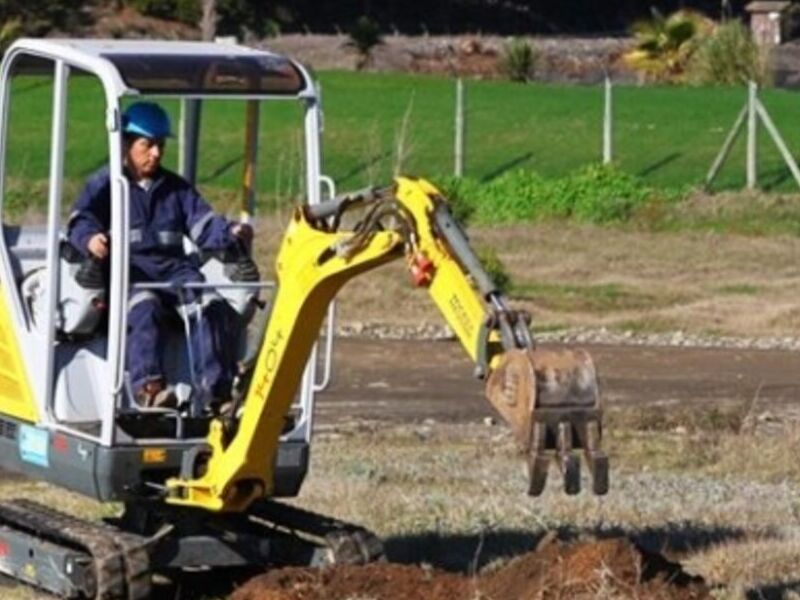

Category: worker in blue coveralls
[67, 101, 253, 409]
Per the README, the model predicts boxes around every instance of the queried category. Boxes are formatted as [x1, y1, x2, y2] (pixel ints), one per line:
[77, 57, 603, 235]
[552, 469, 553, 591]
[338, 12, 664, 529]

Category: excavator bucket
[485, 348, 608, 496]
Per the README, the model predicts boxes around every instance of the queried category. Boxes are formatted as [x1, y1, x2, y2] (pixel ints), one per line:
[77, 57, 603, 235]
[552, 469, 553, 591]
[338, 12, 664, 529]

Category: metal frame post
[42, 60, 69, 421]
[179, 99, 202, 185]
[241, 100, 259, 223]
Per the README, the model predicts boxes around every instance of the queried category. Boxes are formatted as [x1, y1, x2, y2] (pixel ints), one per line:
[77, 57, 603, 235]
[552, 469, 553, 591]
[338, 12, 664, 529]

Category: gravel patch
[335, 321, 800, 351]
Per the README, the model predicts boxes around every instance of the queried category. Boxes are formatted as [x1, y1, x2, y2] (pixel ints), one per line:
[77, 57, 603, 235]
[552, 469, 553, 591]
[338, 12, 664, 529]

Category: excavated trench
[230, 537, 710, 600]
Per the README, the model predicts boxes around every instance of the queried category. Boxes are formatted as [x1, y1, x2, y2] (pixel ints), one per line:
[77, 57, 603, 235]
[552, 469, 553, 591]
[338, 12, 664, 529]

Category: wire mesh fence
[6, 70, 800, 218]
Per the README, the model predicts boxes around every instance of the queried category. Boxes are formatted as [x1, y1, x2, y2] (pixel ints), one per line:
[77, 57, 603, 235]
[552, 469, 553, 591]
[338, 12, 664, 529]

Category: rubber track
[0, 499, 151, 600]
[251, 500, 385, 564]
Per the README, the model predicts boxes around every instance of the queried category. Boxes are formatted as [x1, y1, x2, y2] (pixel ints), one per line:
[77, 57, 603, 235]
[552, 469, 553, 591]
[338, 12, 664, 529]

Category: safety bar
[131, 281, 275, 291]
[313, 302, 335, 392]
[304, 185, 390, 221]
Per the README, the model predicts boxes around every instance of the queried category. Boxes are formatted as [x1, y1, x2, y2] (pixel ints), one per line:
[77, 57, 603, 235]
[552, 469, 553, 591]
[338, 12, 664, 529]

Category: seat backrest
[20, 241, 106, 337]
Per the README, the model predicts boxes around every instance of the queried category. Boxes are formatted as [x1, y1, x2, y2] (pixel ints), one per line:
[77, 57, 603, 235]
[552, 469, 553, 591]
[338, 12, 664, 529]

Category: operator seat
[20, 240, 107, 338]
[16, 232, 268, 425]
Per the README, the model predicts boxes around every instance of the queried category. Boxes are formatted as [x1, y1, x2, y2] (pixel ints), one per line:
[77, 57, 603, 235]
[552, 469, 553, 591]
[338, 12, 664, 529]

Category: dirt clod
[230, 537, 710, 600]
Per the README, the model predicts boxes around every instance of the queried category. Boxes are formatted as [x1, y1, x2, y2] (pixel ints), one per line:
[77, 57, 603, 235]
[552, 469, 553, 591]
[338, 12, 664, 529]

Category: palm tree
[624, 9, 715, 83]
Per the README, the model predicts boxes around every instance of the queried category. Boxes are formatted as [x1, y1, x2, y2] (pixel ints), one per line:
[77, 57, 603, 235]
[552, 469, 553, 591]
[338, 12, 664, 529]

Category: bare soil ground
[232, 538, 708, 600]
[317, 339, 800, 425]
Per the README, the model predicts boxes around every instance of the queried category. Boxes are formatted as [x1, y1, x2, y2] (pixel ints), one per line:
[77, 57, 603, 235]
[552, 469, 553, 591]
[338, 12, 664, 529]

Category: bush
[501, 38, 538, 83]
[436, 165, 670, 225]
[687, 20, 767, 86]
[129, 0, 200, 24]
[0, 0, 90, 36]
[436, 175, 479, 225]
[346, 16, 383, 70]
[476, 247, 512, 294]
[0, 18, 22, 57]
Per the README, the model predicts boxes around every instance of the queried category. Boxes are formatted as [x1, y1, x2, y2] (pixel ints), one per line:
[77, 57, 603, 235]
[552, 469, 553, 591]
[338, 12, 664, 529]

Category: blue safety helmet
[122, 102, 173, 140]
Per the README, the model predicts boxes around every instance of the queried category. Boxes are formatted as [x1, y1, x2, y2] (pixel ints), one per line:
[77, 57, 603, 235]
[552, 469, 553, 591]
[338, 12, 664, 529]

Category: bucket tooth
[589, 452, 609, 495]
[527, 422, 549, 496]
[557, 421, 581, 495]
[577, 420, 609, 496]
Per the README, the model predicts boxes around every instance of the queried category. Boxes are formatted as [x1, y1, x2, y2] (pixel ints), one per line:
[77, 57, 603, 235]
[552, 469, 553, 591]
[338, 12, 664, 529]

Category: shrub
[552, 164, 654, 223]
[129, 0, 174, 20]
[0, 0, 89, 37]
[436, 165, 668, 225]
[476, 247, 512, 294]
[129, 0, 200, 24]
[0, 19, 22, 57]
[686, 20, 767, 86]
[501, 38, 538, 83]
[346, 16, 383, 70]
[436, 175, 480, 225]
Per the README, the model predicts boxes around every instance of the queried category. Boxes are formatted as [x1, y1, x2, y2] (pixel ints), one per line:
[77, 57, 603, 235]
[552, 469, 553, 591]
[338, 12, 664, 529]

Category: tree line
[1, 0, 754, 37]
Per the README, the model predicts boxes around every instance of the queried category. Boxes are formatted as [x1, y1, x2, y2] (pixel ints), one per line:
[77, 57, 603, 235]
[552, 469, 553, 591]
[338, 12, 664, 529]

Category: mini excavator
[0, 39, 607, 598]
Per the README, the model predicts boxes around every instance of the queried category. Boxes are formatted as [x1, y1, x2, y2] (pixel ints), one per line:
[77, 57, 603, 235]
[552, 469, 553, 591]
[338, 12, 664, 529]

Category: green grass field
[5, 70, 800, 213]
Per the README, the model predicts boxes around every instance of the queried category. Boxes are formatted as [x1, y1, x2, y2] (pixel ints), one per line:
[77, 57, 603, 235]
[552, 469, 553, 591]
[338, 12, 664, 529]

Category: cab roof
[6, 38, 314, 99]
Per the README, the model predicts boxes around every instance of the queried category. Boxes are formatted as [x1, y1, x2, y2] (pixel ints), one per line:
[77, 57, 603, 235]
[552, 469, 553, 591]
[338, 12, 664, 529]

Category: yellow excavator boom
[165, 177, 607, 512]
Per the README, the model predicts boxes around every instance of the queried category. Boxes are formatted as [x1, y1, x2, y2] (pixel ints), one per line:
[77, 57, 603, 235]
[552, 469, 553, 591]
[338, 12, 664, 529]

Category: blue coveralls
[68, 166, 238, 400]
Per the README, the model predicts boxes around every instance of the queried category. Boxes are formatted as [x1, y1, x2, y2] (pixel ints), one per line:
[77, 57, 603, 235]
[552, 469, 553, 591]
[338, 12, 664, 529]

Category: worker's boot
[136, 379, 178, 409]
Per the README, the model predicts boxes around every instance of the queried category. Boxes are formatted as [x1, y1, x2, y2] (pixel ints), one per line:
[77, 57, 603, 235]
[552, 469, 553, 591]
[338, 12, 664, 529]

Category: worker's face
[126, 136, 165, 179]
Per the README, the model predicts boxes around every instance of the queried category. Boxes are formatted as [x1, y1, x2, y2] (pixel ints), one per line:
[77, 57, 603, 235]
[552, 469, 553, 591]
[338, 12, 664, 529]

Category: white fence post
[705, 104, 747, 189]
[755, 99, 800, 189]
[603, 75, 613, 164]
[454, 78, 465, 177]
[747, 80, 758, 189]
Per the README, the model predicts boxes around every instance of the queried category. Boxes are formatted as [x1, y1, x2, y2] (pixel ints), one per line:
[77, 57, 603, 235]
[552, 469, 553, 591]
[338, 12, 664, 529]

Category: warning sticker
[19, 425, 49, 468]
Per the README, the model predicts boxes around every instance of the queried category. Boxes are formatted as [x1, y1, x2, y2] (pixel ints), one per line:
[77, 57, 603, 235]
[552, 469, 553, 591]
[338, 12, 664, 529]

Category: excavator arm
[165, 177, 608, 512]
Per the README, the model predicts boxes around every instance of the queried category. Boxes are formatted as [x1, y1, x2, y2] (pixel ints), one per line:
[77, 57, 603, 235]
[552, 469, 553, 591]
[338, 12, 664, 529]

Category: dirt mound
[480, 538, 708, 599]
[230, 537, 710, 600]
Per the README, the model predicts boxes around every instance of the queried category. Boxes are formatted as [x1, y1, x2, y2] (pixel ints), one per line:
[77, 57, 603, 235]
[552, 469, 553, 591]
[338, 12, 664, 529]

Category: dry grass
[0, 410, 799, 597]
[250, 215, 800, 339]
[293, 413, 800, 597]
[3, 208, 800, 597]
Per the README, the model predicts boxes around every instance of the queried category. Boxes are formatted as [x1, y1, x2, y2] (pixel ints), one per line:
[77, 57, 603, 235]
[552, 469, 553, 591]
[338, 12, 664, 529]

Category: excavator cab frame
[0, 38, 607, 600]
[0, 39, 332, 501]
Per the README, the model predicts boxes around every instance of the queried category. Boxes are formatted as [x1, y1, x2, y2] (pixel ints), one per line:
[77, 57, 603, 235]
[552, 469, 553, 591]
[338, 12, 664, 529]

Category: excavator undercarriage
[0, 498, 383, 599]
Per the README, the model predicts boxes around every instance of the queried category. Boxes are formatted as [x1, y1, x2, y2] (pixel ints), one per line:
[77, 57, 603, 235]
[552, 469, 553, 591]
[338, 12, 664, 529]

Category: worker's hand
[231, 223, 253, 245]
[87, 233, 109, 260]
